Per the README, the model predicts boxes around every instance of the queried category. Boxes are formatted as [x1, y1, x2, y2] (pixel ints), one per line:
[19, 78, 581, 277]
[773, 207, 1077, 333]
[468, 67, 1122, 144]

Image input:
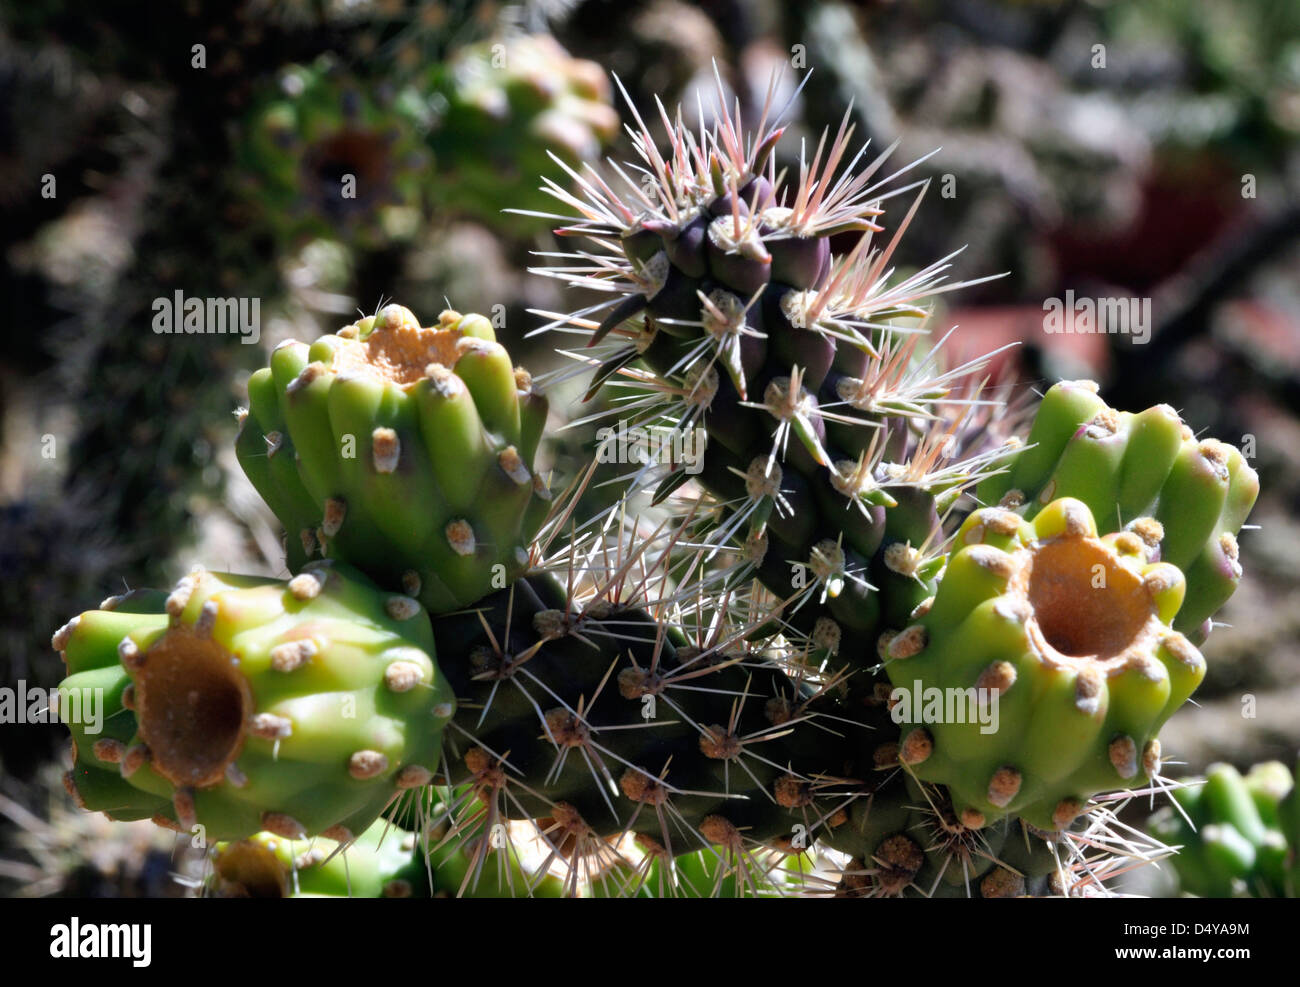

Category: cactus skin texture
[977, 380, 1259, 641]
[423, 33, 618, 232]
[53, 562, 454, 842]
[883, 497, 1206, 832]
[432, 573, 851, 860]
[1149, 761, 1298, 897]
[823, 772, 1012, 897]
[237, 303, 551, 613]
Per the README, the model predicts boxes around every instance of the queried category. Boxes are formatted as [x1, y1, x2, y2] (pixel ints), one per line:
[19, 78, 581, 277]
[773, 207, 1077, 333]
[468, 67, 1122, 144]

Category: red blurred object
[1049, 155, 1243, 292]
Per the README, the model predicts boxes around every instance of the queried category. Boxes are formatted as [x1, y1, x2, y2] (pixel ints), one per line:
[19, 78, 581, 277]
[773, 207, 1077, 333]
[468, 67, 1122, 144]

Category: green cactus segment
[212, 819, 424, 898]
[237, 303, 549, 613]
[431, 574, 852, 857]
[422, 34, 618, 231]
[238, 56, 429, 247]
[976, 380, 1258, 638]
[54, 564, 454, 842]
[212, 814, 566, 898]
[883, 497, 1207, 832]
[1150, 761, 1297, 897]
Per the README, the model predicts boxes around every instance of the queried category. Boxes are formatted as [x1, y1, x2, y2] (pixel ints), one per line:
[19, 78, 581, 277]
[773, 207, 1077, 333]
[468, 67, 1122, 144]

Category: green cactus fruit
[976, 380, 1258, 640]
[212, 819, 425, 898]
[53, 563, 454, 842]
[422, 33, 618, 233]
[1150, 761, 1296, 897]
[430, 573, 854, 861]
[238, 56, 430, 248]
[823, 771, 1013, 897]
[883, 496, 1207, 832]
[236, 303, 551, 613]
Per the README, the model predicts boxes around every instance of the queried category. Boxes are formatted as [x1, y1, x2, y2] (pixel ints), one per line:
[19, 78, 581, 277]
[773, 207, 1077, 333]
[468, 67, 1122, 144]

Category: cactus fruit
[882, 497, 1206, 832]
[977, 380, 1259, 641]
[422, 33, 618, 233]
[1149, 760, 1298, 897]
[54, 563, 454, 842]
[236, 303, 551, 612]
[238, 57, 429, 248]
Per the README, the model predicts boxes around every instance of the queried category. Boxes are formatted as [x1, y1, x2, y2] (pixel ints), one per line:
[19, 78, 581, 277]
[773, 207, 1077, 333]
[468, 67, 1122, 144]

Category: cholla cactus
[48, 65, 1260, 899]
[238, 56, 431, 248]
[1149, 760, 1299, 898]
[421, 32, 619, 232]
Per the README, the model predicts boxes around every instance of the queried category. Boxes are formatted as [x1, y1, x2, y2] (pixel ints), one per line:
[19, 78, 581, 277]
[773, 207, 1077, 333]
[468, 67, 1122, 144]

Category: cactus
[1149, 760, 1298, 897]
[54, 563, 454, 842]
[211, 814, 565, 898]
[977, 380, 1259, 641]
[212, 819, 425, 898]
[236, 303, 551, 613]
[882, 497, 1205, 831]
[823, 771, 1012, 897]
[421, 33, 619, 233]
[530, 71, 1025, 692]
[237, 56, 430, 249]
[44, 52, 1266, 899]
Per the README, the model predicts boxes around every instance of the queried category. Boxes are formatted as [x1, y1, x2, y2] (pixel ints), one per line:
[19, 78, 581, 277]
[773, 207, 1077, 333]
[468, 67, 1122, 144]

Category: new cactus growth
[54, 564, 454, 842]
[883, 497, 1204, 831]
[236, 303, 550, 613]
[1149, 760, 1298, 897]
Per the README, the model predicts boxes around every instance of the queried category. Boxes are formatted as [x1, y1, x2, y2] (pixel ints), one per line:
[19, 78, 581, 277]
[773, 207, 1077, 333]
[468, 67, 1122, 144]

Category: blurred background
[0, 0, 1297, 896]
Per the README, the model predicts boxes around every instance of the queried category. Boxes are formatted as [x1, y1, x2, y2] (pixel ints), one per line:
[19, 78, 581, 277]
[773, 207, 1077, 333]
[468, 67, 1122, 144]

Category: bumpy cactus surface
[883, 497, 1205, 831]
[54, 564, 454, 842]
[237, 303, 550, 613]
[978, 380, 1259, 642]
